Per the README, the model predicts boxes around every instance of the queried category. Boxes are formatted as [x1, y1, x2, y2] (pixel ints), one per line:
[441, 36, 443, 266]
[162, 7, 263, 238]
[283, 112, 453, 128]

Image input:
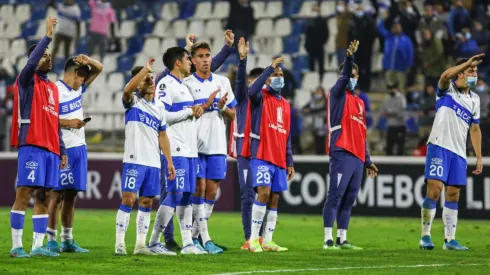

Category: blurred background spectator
[305, 4, 329, 83]
[225, 0, 255, 43]
[417, 83, 436, 139]
[302, 87, 327, 155]
[48, 0, 81, 63]
[422, 28, 445, 87]
[87, 0, 116, 61]
[381, 83, 407, 156]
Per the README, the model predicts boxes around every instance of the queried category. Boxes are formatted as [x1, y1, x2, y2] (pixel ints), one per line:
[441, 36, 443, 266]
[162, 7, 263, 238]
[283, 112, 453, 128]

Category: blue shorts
[55, 145, 87, 191]
[166, 156, 197, 193]
[197, 154, 227, 180]
[250, 159, 288, 193]
[16, 145, 60, 189]
[425, 143, 467, 186]
[121, 163, 160, 197]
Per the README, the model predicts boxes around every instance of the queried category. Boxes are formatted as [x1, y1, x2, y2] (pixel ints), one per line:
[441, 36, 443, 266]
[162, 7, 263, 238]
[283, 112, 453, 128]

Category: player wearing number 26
[115, 57, 176, 256]
[420, 54, 485, 251]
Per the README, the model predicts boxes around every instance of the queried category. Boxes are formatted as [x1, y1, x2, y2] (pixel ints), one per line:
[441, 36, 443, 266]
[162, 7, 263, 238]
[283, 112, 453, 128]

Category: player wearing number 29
[323, 40, 378, 250]
[420, 54, 484, 251]
[9, 17, 68, 258]
[45, 55, 102, 254]
[115, 57, 176, 256]
[241, 56, 294, 253]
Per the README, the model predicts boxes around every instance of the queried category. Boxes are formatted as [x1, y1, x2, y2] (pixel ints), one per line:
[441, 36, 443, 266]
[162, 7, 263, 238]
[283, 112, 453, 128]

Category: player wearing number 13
[420, 54, 484, 251]
[115, 57, 176, 256]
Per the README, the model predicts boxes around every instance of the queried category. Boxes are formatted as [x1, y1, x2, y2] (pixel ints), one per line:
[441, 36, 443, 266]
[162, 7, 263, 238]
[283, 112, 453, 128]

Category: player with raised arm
[229, 38, 267, 250]
[46, 54, 102, 254]
[184, 42, 237, 254]
[148, 47, 207, 255]
[115, 57, 176, 256]
[155, 31, 235, 252]
[322, 40, 378, 250]
[9, 16, 68, 258]
[419, 54, 484, 251]
[241, 56, 294, 253]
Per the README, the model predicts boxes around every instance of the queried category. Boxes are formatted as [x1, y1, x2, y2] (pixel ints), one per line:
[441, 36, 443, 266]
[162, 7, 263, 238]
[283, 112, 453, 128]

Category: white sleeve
[222, 77, 237, 109]
[472, 96, 480, 124]
[157, 79, 193, 124]
[159, 107, 167, 131]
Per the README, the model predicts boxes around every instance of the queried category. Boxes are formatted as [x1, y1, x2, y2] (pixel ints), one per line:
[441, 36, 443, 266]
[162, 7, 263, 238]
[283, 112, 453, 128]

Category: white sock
[250, 202, 266, 240]
[193, 203, 211, 244]
[12, 229, 23, 250]
[204, 202, 215, 220]
[136, 209, 151, 247]
[149, 205, 174, 246]
[337, 229, 347, 243]
[177, 205, 193, 247]
[443, 207, 458, 241]
[421, 208, 436, 236]
[262, 209, 277, 244]
[32, 232, 45, 250]
[115, 208, 131, 246]
[191, 203, 200, 239]
[61, 227, 73, 241]
[324, 227, 333, 243]
[47, 227, 57, 242]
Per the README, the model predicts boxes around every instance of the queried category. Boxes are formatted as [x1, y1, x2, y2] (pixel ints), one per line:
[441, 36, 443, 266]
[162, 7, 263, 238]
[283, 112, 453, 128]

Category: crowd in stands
[0, 0, 489, 156]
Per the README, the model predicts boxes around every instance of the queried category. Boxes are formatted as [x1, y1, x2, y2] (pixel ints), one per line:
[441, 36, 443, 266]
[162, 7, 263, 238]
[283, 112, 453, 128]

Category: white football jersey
[123, 93, 167, 168]
[428, 81, 480, 159]
[156, 74, 197, 158]
[185, 73, 237, 155]
[57, 80, 86, 149]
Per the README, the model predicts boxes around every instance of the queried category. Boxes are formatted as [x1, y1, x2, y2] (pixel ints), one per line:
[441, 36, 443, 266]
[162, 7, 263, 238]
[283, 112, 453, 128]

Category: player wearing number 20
[241, 58, 295, 253]
[115, 58, 176, 256]
[46, 55, 102, 254]
[420, 54, 484, 251]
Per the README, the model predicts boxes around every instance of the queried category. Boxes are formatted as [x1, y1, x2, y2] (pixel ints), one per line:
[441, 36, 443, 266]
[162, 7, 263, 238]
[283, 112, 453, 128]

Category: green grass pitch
[0, 208, 489, 274]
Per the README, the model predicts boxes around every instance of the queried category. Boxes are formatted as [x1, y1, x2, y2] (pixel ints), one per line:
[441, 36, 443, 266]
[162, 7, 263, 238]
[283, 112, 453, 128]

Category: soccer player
[184, 41, 237, 254]
[241, 56, 294, 253]
[229, 38, 267, 249]
[9, 16, 68, 258]
[154, 31, 235, 251]
[46, 54, 103, 253]
[322, 40, 378, 250]
[115, 57, 176, 256]
[419, 54, 484, 250]
[148, 47, 207, 255]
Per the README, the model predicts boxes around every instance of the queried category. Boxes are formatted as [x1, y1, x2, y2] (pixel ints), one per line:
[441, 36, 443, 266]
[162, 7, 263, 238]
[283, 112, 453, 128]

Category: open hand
[145, 57, 155, 73]
[185, 34, 196, 52]
[346, 40, 359, 57]
[202, 89, 220, 109]
[225, 30, 234, 47]
[467, 53, 485, 67]
[191, 104, 203, 118]
[237, 37, 249, 60]
[271, 57, 285, 69]
[46, 16, 58, 38]
[218, 92, 228, 109]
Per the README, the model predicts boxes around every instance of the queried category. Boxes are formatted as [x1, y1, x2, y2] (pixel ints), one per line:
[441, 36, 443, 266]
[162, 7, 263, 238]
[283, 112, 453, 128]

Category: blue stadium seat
[80, 4, 91, 20]
[283, 0, 303, 16]
[177, 38, 186, 48]
[53, 58, 65, 74]
[126, 36, 144, 54]
[406, 116, 419, 133]
[76, 36, 89, 54]
[137, 21, 155, 36]
[375, 117, 388, 131]
[283, 35, 301, 54]
[21, 20, 38, 39]
[291, 70, 303, 89]
[292, 19, 308, 36]
[117, 54, 135, 72]
[126, 6, 144, 21]
[31, 6, 47, 21]
[219, 53, 239, 73]
[179, 0, 196, 19]
[293, 55, 309, 71]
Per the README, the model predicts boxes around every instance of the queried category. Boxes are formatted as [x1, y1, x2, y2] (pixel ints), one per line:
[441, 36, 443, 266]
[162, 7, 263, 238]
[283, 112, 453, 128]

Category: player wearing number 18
[115, 57, 176, 256]
[420, 54, 484, 251]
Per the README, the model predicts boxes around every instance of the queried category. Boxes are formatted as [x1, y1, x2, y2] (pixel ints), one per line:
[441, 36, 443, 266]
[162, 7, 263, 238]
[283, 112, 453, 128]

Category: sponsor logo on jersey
[258, 165, 269, 173]
[138, 113, 160, 131]
[176, 169, 186, 177]
[431, 158, 443, 165]
[25, 161, 39, 169]
[61, 97, 82, 114]
[126, 169, 138, 177]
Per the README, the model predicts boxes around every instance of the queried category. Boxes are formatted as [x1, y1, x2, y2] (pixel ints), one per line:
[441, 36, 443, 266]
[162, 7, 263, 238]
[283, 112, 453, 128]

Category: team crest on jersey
[258, 165, 269, 173]
[176, 169, 185, 177]
[48, 88, 55, 105]
[159, 83, 166, 90]
[358, 103, 363, 116]
[277, 107, 283, 124]
[25, 161, 38, 170]
[126, 169, 138, 177]
[431, 158, 443, 165]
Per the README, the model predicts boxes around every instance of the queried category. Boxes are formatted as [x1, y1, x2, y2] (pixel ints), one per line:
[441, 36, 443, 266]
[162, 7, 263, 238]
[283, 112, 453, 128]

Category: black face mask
[389, 91, 396, 96]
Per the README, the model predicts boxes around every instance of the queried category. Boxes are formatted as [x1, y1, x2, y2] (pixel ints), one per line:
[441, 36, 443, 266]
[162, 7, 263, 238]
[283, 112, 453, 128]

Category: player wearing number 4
[241, 56, 294, 253]
[45, 54, 102, 254]
[115, 57, 176, 256]
[420, 54, 484, 251]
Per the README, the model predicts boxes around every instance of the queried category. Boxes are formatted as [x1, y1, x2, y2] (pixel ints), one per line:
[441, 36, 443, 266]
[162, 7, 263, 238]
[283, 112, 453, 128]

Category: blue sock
[32, 214, 49, 249]
[422, 197, 437, 209]
[191, 196, 205, 205]
[444, 201, 458, 210]
[11, 211, 25, 249]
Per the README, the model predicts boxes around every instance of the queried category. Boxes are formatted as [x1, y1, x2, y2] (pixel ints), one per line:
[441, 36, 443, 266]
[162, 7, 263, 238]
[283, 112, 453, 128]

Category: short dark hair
[337, 62, 359, 75]
[248, 67, 264, 79]
[28, 44, 38, 58]
[64, 57, 90, 74]
[163, 47, 189, 70]
[455, 57, 468, 67]
[190, 42, 211, 57]
[131, 66, 144, 78]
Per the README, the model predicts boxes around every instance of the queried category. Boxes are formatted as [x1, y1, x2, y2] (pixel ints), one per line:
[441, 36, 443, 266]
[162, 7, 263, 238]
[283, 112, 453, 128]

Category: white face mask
[337, 5, 345, 13]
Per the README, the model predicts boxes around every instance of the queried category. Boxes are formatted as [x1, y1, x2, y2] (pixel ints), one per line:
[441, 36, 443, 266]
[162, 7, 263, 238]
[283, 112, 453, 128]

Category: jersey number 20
[429, 165, 443, 177]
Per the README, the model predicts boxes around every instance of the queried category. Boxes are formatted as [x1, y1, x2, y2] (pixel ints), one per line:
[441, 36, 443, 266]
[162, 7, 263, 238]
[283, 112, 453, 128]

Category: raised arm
[330, 40, 358, 98]
[438, 53, 485, 92]
[123, 57, 154, 107]
[235, 37, 249, 103]
[211, 30, 235, 72]
[18, 17, 57, 88]
[377, 20, 391, 39]
[249, 57, 283, 104]
[75, 54, 103, 87]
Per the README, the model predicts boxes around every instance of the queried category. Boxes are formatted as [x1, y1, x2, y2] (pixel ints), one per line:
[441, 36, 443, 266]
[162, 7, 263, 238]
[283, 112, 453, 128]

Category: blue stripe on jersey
[81, 83, 87, 94]
[164, 102, 172, 111]
[436, 86, 448, 97]
[125, 107, 162, 132]
[60, 95, 82, 115]
[436, 95, 472, 125]
[472, 118, 480, 124]
[170, 101, 194, 112]
[194, 98, 220, 112]
[227, 98, 237, 108]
